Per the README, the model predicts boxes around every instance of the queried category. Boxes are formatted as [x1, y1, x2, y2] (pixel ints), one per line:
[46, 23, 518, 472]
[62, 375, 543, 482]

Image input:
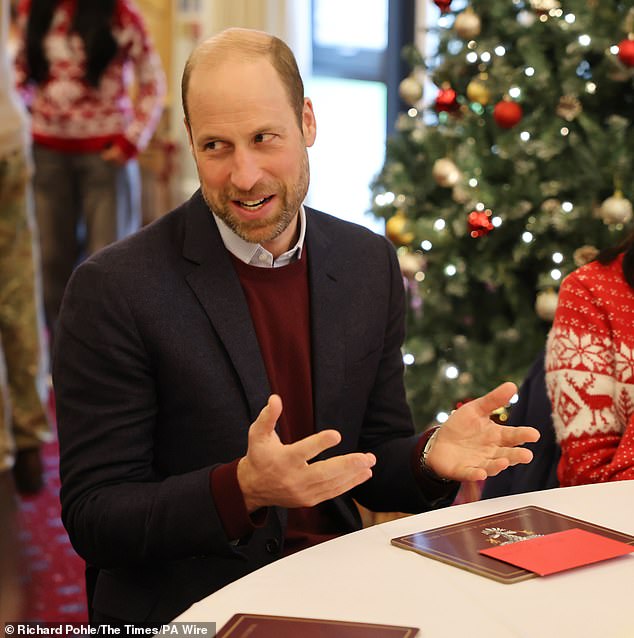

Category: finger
[459, 466, 489, 482]
[289, 428, 343, 462]
[470, 382, 518, 417]
[249, 394, 283, 438]
[504, 446, 534, 466]
[498, 425, 540, 446]
[304, 454, 376, 502]
[309, 452, 377, 483]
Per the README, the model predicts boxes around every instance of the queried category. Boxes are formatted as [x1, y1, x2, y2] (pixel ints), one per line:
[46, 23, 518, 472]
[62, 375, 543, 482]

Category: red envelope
[479, 528, 634, 576]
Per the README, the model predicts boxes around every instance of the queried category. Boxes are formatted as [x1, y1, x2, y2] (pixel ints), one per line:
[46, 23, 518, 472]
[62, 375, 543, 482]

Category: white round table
[175, 481, 634, 638]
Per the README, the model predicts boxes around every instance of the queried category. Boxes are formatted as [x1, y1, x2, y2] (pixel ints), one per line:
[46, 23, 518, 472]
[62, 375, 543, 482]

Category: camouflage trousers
[0, 147, 50, 472]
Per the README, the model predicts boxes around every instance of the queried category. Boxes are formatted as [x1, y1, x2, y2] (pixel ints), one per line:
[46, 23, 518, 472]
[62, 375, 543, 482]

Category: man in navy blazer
[54, 28, 539, 625]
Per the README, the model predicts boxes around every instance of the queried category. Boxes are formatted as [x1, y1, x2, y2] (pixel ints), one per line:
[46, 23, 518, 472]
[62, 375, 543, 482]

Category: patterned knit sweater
[14, 0, 165, 158]
[545, 254, 634, 486]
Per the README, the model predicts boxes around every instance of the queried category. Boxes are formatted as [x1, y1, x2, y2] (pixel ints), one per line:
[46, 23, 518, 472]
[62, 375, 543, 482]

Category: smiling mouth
[235, 196, 274, 210]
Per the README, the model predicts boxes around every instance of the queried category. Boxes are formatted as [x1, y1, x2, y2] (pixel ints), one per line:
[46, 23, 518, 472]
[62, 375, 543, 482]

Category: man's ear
[302, 98, 317, 147]
[183, 117, 194, 152]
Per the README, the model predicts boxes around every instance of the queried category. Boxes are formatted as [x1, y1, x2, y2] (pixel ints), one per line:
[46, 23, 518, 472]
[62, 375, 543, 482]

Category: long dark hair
[26, 0, 118, 88]
[596, 228, 634, 289]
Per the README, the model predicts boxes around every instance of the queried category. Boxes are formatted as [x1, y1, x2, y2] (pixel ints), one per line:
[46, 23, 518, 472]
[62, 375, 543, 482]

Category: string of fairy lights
[371, 0, 634, 425]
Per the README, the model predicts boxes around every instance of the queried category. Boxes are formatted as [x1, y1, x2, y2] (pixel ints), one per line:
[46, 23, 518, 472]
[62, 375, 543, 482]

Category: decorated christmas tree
[371, 0, 634, 429]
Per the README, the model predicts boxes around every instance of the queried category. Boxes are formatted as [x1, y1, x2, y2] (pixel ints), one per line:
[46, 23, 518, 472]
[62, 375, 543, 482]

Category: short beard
[202, 150, 310, 246]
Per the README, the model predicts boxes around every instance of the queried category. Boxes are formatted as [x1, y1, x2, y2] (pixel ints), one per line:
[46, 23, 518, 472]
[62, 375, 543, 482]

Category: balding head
[182, 28, 305, 129]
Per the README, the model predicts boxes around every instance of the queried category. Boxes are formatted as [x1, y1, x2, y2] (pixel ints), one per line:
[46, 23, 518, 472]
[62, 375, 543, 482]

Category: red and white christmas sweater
[545, 254, 634, 486]
[14, 0, 165, 159]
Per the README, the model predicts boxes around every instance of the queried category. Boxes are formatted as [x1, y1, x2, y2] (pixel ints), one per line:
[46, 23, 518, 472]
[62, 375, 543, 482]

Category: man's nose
[230, 148, 263, 193]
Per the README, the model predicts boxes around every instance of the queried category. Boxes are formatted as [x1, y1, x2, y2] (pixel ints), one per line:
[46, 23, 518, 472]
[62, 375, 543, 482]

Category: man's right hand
[237, 395, 376, 512]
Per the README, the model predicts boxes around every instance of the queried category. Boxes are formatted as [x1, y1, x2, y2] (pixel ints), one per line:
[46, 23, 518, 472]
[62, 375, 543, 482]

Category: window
[305, 0, 415, 232]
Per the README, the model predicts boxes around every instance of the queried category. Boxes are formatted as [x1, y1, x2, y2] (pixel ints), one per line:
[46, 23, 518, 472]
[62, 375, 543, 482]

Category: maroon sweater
[210, 250, 346, 554]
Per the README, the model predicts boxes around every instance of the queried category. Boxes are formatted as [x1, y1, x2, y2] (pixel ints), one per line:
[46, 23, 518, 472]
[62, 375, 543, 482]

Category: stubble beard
[202, 151, 310, 246]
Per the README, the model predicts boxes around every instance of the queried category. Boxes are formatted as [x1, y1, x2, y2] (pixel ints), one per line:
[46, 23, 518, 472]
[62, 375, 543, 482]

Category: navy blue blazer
[54, 191, 456, 624]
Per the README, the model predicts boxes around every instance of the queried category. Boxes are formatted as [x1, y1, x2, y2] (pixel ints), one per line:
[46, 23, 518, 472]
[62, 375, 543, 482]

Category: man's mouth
[235, 195, 274, 210]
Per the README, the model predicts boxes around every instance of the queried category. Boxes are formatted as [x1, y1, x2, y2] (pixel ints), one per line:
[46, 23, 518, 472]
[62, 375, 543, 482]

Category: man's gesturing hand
[237, 395, 376, 513]
[425, 382, 540, 482]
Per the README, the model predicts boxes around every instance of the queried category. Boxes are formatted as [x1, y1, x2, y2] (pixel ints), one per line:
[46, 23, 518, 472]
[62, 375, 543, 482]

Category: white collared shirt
[212, 206, 306, 268]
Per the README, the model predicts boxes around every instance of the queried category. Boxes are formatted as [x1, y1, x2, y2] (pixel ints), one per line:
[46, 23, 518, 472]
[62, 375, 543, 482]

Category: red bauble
[493, 100, 523, 128]
[618, 39, 634, 67]
[435, 86, 459, 113]
[433, 0, 452, 13]
[468, 209, 494, 238]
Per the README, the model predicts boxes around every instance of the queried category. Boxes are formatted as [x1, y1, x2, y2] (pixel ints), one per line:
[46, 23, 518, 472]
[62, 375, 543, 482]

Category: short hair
[181, 28, 305, 129]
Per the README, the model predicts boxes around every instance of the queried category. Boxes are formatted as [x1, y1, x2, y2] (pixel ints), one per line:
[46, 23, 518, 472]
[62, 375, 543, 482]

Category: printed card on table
[391, 505, 634, 583]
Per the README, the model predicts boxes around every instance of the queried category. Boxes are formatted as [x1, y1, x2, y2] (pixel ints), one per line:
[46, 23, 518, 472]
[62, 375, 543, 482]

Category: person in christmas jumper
[53, 28, 540, 625]
[13, 0, 165, 341]
[546, 230, 634, 486]
[0, 0, 51, 496]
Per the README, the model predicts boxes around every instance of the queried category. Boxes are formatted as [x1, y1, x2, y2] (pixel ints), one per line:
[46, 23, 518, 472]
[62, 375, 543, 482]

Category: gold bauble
[454, 8, 482, 39]
[386, 211, 414, 246]
[466, 78, 491, 105]
[399, 75, 424, 106]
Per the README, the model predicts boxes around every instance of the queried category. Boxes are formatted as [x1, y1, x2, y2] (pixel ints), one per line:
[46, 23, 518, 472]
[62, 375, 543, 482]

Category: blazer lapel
[181, 192, 270, 421]
[306, 209, 347, 437]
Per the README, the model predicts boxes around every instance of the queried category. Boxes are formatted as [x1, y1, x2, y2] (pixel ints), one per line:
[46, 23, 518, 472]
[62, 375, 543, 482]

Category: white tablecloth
[175, 481, 634, 638]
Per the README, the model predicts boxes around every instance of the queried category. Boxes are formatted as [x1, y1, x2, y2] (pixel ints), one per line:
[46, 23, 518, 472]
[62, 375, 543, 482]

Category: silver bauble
[535, 289, 559, 321]
[599, 192, 633, 225]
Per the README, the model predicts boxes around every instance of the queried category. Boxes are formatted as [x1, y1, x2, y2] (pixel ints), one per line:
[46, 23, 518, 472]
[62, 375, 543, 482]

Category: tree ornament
[529, 0, 560, 14]
[517, 10, 536, 27]
[556, 95, 582, 122]
[386, 210, 415, 246]
[493, 99, 523, 129]
[573, 245, 599, 267]
[433, 0, 452, 14]
[466, 75, 491, 105]
[468, 209, 494, 238]
[435, 84, 459, 113]
[535, 289, 559, 321]
[454, 7, 481, 39]
[397, 250, 426, 279]
[599, 191, 633, 225]
[432, 158, 460, 188]
[617, 38, 634, 67]
[398, 75, 424, 106]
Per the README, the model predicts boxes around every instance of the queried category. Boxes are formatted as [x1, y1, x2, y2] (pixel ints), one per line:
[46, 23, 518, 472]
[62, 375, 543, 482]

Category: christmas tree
[371, 0, 634, 429]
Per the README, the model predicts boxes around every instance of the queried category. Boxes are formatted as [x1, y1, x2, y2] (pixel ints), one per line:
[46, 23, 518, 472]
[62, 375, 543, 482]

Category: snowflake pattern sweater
[14, 0, 165, 158]
[545, 254, 634, 486]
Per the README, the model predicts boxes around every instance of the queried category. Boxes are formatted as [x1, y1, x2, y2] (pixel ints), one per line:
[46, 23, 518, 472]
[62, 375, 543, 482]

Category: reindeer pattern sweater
[14, 0, 165, 158]
[545, 254, 634, 486]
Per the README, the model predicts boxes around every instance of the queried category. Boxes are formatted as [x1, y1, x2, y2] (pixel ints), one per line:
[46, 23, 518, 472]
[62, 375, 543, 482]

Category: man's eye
[254, 133, 274, 143]
[204, 140, 226, 151]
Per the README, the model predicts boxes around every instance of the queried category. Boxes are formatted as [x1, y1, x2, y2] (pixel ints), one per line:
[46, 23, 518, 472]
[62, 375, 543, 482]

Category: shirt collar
[212, 205, 306, 268]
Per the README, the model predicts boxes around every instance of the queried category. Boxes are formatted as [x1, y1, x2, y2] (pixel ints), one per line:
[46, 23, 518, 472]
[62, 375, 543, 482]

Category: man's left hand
[425, 382, 540, 482]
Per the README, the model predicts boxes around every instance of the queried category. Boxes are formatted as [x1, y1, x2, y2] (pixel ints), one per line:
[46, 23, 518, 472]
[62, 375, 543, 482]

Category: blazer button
[265, 538, 280, 554]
